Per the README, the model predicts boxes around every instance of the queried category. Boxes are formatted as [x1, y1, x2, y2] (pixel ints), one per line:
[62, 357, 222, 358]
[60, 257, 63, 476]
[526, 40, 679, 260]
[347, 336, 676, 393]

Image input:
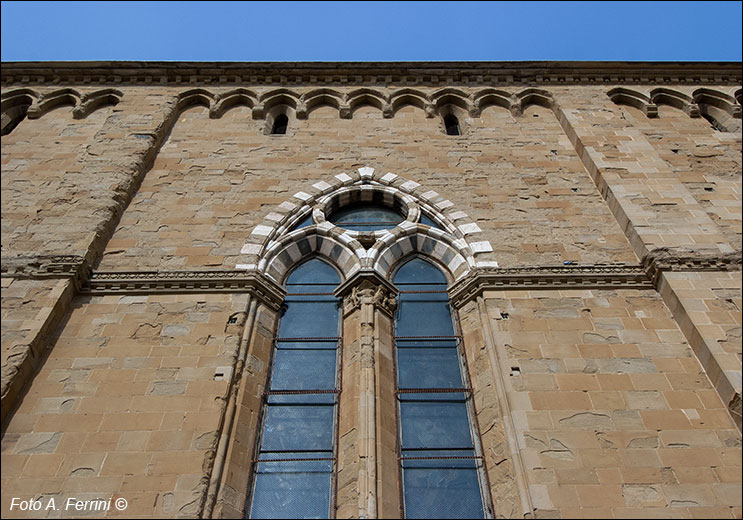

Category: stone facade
[1, 61, 741, 519]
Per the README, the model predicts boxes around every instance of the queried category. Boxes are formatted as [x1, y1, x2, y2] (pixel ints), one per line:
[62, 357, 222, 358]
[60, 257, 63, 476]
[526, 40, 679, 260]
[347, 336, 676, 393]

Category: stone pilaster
[335, 271, 398, 519]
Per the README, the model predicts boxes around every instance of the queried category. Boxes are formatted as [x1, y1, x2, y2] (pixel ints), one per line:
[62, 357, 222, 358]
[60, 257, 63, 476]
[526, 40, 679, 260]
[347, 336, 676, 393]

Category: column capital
[334, 269, 398, 317]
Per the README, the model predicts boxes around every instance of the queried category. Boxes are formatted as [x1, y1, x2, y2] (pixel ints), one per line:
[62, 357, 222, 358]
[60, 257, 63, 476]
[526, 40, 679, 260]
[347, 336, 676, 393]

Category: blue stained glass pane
[279, 302, 339, 338]
[260, 452, 333, 461]
[286, 259, 339, 285]
[401, 449, 479, 468]
[395, 301, 453, 337]
[419, 213, 442, 229]
[402, 465, 484, 519]
[250, 458, 332, 519]
[290, 215, 313, 231]
[398, 391, 468, 402]
[275, 341, 338, 350]
[250, 256, 340, 519]
[261, 405, 334, 452]
[397, 290, 449, 302]
[395, 339, 458, 349]
[394, 258, 447, 285]
[397, 347, 463, 389]
[285, 285, 337, 298]
[400, 399, 474, 450]
[267, 394, 336, 405]
[329, 203, 404, 231]
[270, 349, 336, 391]
[393, 256, 486, 517]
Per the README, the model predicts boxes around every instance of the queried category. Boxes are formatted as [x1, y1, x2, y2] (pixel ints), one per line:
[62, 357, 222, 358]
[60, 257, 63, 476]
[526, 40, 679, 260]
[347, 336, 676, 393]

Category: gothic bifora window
[248, 258, 341, 519]
[393, 257, 490, 519]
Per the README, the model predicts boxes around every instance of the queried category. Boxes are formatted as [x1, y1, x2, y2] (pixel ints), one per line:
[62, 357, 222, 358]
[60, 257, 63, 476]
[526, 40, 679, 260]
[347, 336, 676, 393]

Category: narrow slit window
[393, 257, 490, 519]
[248, 258, 341, 519]
[444, 114, 461, 136]
[271, 114, 288, 135]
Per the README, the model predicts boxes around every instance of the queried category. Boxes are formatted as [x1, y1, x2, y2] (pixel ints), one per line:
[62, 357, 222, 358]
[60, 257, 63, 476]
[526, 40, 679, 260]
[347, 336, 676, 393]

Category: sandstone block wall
[1, 62, 740, 518]
[482, 288, 741, 518]
[1, 293, 247, 518]
[78, 90, 641, 273]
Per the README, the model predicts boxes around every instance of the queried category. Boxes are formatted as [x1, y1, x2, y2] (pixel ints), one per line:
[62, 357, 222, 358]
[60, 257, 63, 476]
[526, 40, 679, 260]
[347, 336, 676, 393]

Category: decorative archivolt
[431, 87, 471, 114]
[470, 88, 554, 117]
[299, 88, 346, 118]
[388, 88, 433, 117]
[1, 87, 122, 133]
[692, 88, 742, 131]
[236, 166, 498, 285]
[692, 88, 741, 117]
[514, 88, 555, 113]
[472, 89, 513, 116]
[607, 87, 659, 117]
[1, 88, 38, 111]
[609, 86, 741, 128]
[26, 88, 82, 118]
[347, 88, 387, 114]
[1, 88, 37, 135]
[259, 88, 300, 119]
[173, 88, 214, 112]
[648, 88, 700, 117]
[209, 88, 257, 118]
[73, 89, 124, 118]
[163, 86, 558, 121]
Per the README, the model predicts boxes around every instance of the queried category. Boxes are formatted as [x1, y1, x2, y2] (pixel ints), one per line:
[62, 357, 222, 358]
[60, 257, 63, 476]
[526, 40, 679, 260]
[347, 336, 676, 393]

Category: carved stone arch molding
[649, 87, 701, 117]
[262, 232, 362, 284]
[371, 230, 473, 283]
[236, 166, 497, 284]
[1, 87, 38, 134]
[607, 87, 659, 117]
[2, 87, 123, 129]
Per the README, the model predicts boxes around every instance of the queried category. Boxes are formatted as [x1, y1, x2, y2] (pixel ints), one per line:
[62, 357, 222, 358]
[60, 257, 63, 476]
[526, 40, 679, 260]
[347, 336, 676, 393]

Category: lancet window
[393, 257, 489, 518]
[444, 114, 461, 135]
[248, 258, 341, 518]
[271, 113, 288, 134]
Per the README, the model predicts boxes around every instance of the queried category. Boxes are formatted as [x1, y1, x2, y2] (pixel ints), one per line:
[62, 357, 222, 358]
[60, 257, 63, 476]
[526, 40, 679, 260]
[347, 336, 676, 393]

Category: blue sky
[1, 1, 741, 62]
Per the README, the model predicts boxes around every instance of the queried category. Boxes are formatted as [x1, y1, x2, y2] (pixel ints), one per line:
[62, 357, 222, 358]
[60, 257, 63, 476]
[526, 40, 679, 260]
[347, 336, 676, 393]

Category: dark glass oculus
[328, 202, 405, 231]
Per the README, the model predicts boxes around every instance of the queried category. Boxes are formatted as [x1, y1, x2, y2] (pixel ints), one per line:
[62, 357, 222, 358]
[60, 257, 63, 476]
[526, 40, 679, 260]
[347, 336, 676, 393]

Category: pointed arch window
[393, 257, 489, 518]
[271, 113, 288, 134]
[248, 258, 341, 519]
[444, 114, 461, 136]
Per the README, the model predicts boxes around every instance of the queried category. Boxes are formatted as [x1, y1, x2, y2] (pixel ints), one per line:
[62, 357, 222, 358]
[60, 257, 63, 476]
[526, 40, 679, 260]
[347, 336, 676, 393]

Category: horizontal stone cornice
[2, 61, 741, 87]
[642, 249, 743, 285]
[1, 255, 90, 289]
[450, 264, 654, 308]
[81, 270, 285, 310]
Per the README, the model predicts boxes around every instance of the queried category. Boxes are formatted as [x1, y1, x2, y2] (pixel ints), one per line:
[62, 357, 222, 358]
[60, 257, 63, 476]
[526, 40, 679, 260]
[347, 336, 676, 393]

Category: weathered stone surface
[1, 63, 740, 519]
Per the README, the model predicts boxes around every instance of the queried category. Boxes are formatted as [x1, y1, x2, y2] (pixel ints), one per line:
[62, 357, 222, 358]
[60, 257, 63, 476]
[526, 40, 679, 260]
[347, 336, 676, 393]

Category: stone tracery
[239, 166, 496, 284]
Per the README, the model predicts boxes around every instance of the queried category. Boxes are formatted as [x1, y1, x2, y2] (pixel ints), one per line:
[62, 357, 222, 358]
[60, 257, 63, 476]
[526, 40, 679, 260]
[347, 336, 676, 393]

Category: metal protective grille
[393, 257, 489, 519]
[247, 259, 341, 519]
